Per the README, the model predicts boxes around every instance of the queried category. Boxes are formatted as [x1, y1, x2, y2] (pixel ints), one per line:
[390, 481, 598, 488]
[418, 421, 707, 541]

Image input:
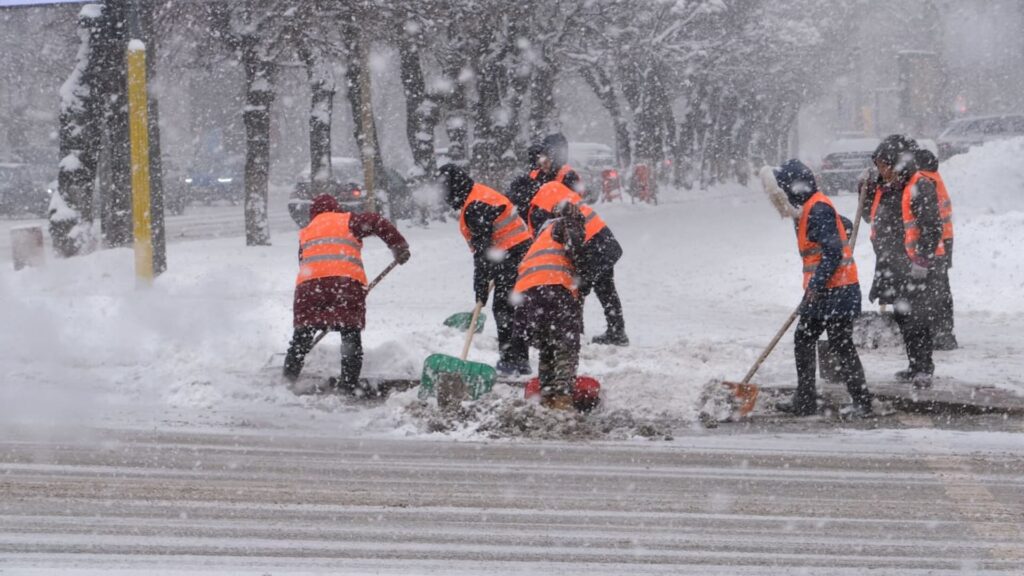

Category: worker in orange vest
[283, 194, 410, 390]
[530, 133, 583, 192]
[528, 180, 629, 346]
[513, 203, 589, 410]
[439, 163, 532, 375]
[772, 160, 872, 417]
[868, 135, 946, 387]
[915, 148, 957, 350]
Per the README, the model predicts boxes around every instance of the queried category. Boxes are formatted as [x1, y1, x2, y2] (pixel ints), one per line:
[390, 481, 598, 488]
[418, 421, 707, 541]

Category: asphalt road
[2, 422, 1022, 574]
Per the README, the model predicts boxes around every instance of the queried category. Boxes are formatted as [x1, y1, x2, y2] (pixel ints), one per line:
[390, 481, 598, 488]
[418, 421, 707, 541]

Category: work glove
[909, 256, 930, 280]
[799, 289, 820, 315]
[909, 262, 929, 280]
[474, 276, 490, 306]
[392, 246, 411, 265]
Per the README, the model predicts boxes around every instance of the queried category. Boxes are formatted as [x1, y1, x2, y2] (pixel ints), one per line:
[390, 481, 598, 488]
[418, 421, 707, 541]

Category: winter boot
[496, 358, 532, 376]
[541, 394, 575, 411]
[894, 368, 915, 382]
[775, 388, 818, 416]
[933, 333, 958, 351]
[911, 372, 933, 389]
[592, 331, 630, 347]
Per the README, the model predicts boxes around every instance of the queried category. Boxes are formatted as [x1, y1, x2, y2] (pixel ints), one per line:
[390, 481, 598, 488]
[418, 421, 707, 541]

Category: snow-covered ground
[2, 140, 1023, 439]
[2, 142, 1024, 574]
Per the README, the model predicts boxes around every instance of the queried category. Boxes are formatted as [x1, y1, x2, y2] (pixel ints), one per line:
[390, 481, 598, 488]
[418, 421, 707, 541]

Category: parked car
[176, 154, 245, 209]
[0, 161, 53, 217]
[937, 114, 1024, 160]
[287, 156, 411, 227]
[818, 137, 880, 195]
[568, 142, 616, 203]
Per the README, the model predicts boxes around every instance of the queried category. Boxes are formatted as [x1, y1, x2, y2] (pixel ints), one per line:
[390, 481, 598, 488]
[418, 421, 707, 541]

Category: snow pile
[938, 137, 1024, 314]
[942, 136, 1024, 217]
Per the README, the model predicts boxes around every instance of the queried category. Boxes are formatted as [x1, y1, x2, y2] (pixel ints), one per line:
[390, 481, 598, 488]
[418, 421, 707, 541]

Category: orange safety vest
[919, 169, 954, 243]
[529, 164, 572, 183]
[797, 191, 859, 291]
[902, 172, 947, 260]
[513, 220, 577, 296]
[528, 181, 607, 242]
[458, 183, 531, 253]
[296, 212, 367, 286]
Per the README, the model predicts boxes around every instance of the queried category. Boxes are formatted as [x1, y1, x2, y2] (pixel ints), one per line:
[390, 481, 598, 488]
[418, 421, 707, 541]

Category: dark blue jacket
[775, 159, 861, 319]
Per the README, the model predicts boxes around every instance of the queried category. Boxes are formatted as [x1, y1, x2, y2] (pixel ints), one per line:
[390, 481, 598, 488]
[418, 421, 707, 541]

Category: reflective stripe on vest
[458, 183, 531, 253]
[296, 212, 367, 286]
[514, 221, 577, 296]
[902, 172, 947, 260]
[797, 192, 859, 291]
[920, 169, 954, 242]
[528, 181, 607, 241]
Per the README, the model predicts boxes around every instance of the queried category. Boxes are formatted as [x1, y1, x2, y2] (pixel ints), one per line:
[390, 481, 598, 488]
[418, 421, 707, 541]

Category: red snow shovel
[525, 376, 602, 413]
[721, 304, 802, 417]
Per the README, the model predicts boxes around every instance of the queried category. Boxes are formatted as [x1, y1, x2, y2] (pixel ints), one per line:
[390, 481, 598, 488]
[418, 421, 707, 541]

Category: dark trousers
[586, 268, 626, 336]
[893, 279, 935, 375]
[492, 247, 529, 364]
[933, 261, 955, 337]
[794, 313, 870, 408]
[284, 326, 363, 386]
[515, 286, 581, 397]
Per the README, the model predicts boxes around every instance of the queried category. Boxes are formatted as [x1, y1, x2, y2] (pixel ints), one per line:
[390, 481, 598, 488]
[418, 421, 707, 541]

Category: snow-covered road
[2, 424, 1023, 574]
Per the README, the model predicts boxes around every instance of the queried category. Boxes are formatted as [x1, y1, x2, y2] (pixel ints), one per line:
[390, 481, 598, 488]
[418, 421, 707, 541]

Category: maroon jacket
[293, 195, 408, 329]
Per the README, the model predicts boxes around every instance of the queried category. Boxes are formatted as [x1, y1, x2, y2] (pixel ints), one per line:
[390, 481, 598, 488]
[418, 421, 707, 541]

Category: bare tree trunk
[298, 42, 334, 197]
[580, 64, 631, 168]
[241, 39, 274, 246]
[343, 32, 384, 187]
[439, 59, 470, 164]
[529, 57, 558, 142]
[398, 28, 438, 178]
[95, 0, 132, 248]
[53, 6, 104, 257]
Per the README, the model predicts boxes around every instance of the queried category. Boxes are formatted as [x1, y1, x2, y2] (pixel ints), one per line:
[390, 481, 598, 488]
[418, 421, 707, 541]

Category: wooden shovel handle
[740, 304, 802, 385]
[460, 281, 494, 361]
[310, 259, 401, 349]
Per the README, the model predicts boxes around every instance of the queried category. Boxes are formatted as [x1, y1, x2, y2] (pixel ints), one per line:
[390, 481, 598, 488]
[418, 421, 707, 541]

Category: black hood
[542, 133, 569, 167]
[438, 163, 474, 210]
[774, 159, 818, 207]
[915, 148, 939, 172]
[872, 134, 919, 178]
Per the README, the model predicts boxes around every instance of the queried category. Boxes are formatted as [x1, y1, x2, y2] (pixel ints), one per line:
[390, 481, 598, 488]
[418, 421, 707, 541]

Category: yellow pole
[127, 40, 153, 285]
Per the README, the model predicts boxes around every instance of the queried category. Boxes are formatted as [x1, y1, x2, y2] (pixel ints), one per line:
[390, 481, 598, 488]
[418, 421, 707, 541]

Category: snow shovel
[419, 282, 497, 407]
[720, 303, 802, 418]
[442, 311, 487, 333]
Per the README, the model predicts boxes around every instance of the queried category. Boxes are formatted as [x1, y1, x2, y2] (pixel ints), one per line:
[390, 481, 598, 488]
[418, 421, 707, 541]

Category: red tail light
[352, 188, 362, 197]
[609, 170, 618, 179]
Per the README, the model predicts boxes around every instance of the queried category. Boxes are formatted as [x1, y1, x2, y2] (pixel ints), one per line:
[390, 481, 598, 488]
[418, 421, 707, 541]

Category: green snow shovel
[420, 282, 496, 406]
[443, 310, 487, 333]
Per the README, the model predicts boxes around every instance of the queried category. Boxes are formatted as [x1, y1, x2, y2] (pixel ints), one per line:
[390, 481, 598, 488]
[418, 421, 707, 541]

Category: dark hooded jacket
[775, 159, 860, 318]
[439, 163, 530, 296]
[293, 194, 409, 329]
[866, 137, 944, 303]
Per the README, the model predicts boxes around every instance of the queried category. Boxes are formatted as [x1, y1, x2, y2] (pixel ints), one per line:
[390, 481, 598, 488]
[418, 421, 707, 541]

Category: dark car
[176, 155, 245, 210]
[936, 114, 1024, 160]
[818, 137, 880, 195]
[0, 162, 53, 217]
[287, 157, 411, 227]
